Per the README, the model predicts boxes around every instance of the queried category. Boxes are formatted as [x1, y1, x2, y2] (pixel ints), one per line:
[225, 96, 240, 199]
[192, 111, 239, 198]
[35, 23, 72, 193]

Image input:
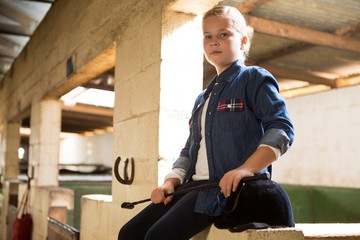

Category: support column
[0, 122, 20, 180]
[158, 10, 204, 182]
[29, 98, 61, 187]
[113, 3, 165, 209]
[112, 1, 203, 230]
[0, 122, 20, 240]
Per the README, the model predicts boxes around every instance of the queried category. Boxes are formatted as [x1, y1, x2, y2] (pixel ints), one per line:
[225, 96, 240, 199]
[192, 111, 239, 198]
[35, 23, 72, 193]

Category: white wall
[273, 85, 360, 188]
[59, 132, 113, 168]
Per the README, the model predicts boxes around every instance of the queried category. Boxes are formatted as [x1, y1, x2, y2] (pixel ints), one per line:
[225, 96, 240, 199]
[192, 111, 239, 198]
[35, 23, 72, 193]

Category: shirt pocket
[217, 98, 244, 112]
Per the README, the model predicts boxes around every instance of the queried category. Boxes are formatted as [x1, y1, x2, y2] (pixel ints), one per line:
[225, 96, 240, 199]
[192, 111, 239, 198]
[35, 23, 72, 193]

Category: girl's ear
[242, 36, 248, 45]
[240, 36, 248, 50]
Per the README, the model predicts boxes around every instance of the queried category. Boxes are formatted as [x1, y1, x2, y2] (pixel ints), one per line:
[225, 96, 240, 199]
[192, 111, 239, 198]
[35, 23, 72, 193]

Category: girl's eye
[219, 33, 228, 38]
[204, 35, 211, 40]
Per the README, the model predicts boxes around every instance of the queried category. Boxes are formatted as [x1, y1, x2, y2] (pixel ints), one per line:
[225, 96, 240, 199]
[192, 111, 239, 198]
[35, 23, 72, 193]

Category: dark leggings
[118, 180, 214, 240]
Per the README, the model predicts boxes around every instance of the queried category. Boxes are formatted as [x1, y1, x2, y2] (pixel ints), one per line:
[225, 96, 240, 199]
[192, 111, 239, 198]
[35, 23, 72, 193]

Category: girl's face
[202, 16, 243, 74]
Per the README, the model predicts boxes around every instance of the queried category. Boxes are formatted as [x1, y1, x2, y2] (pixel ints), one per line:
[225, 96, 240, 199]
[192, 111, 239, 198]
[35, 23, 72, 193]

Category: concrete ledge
[192, 225, 304, 240]
[80, 194, 114, 240]
[297, 224, 360, 239]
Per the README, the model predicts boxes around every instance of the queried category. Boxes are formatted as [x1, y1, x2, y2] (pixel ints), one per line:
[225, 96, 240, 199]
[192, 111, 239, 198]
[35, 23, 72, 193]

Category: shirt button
[208, 112, 212, 115]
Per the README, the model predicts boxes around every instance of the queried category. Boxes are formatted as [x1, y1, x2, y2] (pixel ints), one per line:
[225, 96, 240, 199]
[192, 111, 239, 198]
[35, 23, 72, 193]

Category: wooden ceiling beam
[334, 23, 360, 37]
[61, 116, 111, 128]
[61, 104, 113, 117]
[280, 84, 331, 99]
[335, 74, 360, 88]
[249, 23, 360, 65]
[247, 16, 360, 54]
[61, 105, 113, 133]
[260, 63, 337, 88]
[81, 83, 114, 91]
[247, 42, 312, 65]
[236, 0, 270, 14]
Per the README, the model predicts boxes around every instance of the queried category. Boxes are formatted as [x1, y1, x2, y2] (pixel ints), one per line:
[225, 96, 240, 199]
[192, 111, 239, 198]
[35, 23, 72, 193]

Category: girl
[118, 5, 294, 240]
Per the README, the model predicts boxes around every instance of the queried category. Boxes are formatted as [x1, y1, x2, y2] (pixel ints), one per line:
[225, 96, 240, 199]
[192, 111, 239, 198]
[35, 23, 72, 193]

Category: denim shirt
[173, 60, 294, 216]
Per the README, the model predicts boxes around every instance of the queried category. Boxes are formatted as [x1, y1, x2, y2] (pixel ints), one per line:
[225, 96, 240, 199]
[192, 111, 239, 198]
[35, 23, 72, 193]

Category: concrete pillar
[0, 180, 19, 240]
[112, 1, 203, 235]
[0, 122, 20, 240]
[0, 122, 20, 180]
[29, 99, 61, 187]
[112, 5, 162, 210]
[158, 10, 204, 182]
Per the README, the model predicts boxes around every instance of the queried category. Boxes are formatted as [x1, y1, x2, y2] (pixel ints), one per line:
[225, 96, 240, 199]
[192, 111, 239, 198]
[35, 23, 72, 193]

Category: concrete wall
[0, 0, 123, 123]
[273, 85, 360, 188]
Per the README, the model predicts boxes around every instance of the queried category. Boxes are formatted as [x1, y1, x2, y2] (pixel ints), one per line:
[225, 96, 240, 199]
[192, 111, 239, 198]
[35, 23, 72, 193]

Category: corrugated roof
[216, 0, 360, 98]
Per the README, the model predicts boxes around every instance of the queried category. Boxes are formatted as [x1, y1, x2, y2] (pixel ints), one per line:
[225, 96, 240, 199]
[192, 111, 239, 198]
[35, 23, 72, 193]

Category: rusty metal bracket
[114, 156, 134, 185]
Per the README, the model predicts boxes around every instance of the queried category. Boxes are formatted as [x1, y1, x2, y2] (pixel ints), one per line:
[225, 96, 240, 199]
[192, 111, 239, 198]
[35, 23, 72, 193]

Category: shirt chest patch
[217, 98, 244, 112]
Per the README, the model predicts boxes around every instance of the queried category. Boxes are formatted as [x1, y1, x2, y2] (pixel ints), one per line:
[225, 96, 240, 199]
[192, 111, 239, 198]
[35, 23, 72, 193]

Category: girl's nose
[210, 41, 219, 46]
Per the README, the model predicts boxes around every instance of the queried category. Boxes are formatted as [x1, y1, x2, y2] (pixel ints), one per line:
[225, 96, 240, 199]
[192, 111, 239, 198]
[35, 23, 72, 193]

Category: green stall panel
[283, 184, 360, 223]
[60, 180, 112, 229]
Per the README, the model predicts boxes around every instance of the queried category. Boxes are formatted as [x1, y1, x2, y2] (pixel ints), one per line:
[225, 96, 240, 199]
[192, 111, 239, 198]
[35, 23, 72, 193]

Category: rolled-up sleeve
[259, 128, 291, 155]
[164, 167, 187, 183]
[250, 68, 294, 153]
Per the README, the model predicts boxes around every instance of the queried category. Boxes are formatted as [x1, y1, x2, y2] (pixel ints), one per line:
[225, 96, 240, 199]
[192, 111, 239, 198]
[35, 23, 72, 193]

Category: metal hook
[114, 156, 135, 185]
[26, 174, 32, 189]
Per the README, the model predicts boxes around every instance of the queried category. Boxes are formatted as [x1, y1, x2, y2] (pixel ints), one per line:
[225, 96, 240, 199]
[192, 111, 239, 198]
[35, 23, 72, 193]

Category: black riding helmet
[214, 173, 295, 232]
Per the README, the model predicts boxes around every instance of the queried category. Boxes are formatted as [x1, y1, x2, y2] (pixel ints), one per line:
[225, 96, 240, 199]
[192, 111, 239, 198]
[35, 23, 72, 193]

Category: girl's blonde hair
[203, 5, 252, 61]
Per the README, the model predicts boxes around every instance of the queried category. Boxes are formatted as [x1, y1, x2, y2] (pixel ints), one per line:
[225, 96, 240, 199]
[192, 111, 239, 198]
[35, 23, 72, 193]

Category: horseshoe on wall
[114, 156, 135, 185]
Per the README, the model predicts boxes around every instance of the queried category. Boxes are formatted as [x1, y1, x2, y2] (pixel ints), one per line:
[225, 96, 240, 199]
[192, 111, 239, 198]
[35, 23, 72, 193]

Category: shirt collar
[203, 60, 245, 99]
[217, 60, 244, 84]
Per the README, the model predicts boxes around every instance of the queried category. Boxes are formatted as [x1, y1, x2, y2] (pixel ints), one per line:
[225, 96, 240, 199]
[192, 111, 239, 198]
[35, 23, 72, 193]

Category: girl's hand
[219, 145, 278, 197]
[150, 179, 178, 205]
[219, 168, 253, 198]
[151, 187, 167, 204]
